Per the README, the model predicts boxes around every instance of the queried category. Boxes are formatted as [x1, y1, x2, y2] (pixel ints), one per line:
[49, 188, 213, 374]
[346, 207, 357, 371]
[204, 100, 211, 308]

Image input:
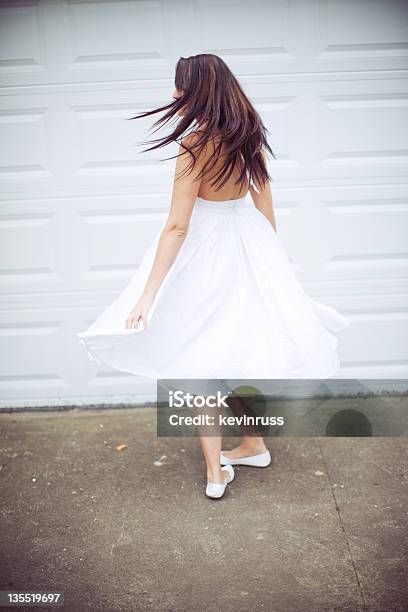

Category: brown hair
[128, 53, 276, 192]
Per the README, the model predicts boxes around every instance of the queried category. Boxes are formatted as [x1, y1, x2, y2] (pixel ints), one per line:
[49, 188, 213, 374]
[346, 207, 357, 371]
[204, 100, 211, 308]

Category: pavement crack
[317, 440, 369, 612]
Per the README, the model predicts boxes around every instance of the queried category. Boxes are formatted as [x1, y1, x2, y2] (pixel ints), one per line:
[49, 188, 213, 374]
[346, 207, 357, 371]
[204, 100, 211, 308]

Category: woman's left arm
[126, 133, 202, 330]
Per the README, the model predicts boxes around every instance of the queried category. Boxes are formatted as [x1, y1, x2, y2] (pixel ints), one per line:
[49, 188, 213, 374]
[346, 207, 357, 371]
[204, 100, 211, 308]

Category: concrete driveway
[0, 403, 407, 611]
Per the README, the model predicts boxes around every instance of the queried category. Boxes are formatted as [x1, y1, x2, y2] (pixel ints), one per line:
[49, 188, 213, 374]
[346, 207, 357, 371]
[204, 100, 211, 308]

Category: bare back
[196, 135, 250, 201]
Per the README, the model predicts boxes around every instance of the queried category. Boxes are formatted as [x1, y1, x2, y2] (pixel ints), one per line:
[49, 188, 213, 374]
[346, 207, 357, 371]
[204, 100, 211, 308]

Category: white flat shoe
[206, 465, 235, 499]
[220, 449, 271, 467]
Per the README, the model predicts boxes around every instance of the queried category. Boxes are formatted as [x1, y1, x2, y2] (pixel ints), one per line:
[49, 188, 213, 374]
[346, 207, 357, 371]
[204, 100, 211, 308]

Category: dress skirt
[77, 195, 350, 380]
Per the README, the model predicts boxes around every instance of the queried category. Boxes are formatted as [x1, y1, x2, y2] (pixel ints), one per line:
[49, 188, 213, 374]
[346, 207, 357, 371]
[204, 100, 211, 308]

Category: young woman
[78, 54, 350, 499]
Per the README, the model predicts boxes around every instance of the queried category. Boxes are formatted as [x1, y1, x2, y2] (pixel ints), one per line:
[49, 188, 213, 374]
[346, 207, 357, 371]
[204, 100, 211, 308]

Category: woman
[78, 54, 350, 499]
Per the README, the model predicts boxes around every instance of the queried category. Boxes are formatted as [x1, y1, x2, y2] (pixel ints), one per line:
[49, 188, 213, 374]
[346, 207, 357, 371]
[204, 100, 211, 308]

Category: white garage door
[1, 0, 407, 408]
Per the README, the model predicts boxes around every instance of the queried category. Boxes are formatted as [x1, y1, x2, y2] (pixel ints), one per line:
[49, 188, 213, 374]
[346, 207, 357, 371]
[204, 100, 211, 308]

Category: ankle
[206, 466, 223, 481]
[239, 439, 267, 453]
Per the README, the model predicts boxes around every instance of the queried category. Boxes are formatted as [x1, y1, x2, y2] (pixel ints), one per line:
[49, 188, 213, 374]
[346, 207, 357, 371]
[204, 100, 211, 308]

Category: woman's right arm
[250, 180, 277, 233]
[249, 150, 277, 232]
[125, 132, 203, 330]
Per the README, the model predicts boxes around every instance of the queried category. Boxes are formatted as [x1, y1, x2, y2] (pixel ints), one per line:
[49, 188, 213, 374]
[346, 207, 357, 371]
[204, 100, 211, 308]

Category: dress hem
[77, 335, 342, 382]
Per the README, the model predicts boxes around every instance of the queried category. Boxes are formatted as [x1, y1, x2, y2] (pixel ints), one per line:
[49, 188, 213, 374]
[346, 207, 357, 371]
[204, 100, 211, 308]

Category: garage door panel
[316, 79, 408, 181]
[0, 306, 155, 405]
[0, 196, 84, 294]
[1, 0, 407, 407]
[79, 209, 166, 286]
[0, 194, 169, 297]
[321, 210, 408, 280]
[66, 0, 167, 70]
[275, 182, 408, 287]
[0, 0, 176, 88]
[0, 88, 176, 195]
[0, 2, 43, 77]
[0, 207, 64, 294]
[71, 102, 168, 179]
[3, 80, 406, 196]
[317, 0, 408, 72]
[0, 106, 50, 180]
[0, 317, 66, 387]
[196, 0, 292, 61]
[2, 0, 407, 88]
[247, 78, 408, 183]
[0, 94, 74, 195]
[318, 94, 408, 178]
[340, 317, 408, 377]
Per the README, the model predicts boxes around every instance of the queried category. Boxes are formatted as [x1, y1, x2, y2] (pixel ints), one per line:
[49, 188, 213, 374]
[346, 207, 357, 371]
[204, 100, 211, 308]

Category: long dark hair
[128, 53, 276, 192]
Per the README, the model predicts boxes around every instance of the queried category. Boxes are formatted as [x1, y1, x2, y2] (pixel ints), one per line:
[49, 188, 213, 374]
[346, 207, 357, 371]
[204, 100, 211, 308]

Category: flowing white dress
[77, 193, 350, 379]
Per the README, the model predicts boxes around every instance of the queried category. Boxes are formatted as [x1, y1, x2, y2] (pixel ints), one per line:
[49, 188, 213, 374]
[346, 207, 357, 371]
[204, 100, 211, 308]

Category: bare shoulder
[180, 130, 202, 149]
[181, 129, 220, 148]
[178, 130, 211, 170]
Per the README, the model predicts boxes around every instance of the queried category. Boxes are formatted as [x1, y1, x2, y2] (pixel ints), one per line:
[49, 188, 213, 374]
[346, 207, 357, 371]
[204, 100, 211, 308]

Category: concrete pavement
[0, 403, 407, 611]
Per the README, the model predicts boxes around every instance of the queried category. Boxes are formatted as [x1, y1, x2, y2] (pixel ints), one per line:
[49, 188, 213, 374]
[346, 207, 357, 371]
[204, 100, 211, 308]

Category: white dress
[77, 193, 350, 380]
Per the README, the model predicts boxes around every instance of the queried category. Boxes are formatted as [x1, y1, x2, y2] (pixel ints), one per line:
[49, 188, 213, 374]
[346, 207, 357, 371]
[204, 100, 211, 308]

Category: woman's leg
[192, 397, 226, 484]
[198, 433, 225, 483]
[222, 394, 268, 459]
